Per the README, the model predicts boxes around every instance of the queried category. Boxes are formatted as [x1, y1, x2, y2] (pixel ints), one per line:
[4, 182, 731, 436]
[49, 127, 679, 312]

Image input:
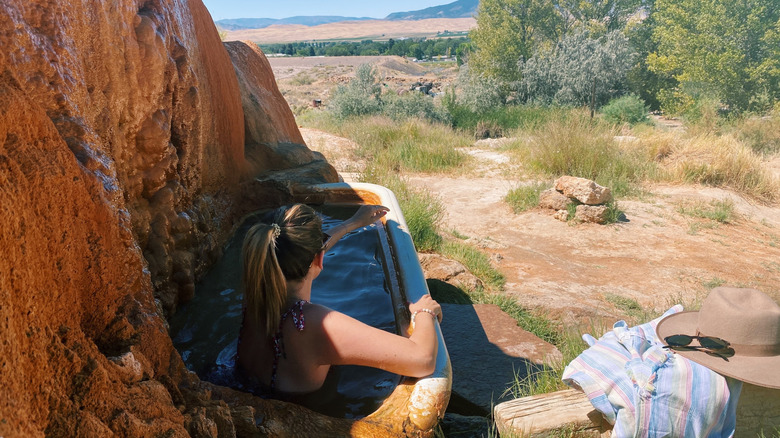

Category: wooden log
[493, 389, 612, 437]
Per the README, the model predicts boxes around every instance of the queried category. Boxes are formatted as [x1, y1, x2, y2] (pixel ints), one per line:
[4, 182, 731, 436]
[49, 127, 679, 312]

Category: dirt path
[303, 128, 780, 321]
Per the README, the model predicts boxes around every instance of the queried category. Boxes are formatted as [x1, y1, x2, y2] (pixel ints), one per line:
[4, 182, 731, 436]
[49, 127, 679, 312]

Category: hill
[216, 16, 372, 31]
[385, 0, 479, 20]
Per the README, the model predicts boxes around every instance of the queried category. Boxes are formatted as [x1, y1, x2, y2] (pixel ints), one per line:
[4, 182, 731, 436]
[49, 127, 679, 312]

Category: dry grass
[657, 133, 780, 203]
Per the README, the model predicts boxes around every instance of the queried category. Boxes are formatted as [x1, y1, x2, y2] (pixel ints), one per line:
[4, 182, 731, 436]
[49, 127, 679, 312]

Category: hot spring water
[169, 205, 401, 418]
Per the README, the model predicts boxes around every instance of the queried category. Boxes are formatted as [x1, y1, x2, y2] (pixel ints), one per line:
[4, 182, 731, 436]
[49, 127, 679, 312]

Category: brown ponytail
[242, 204, 323, 336]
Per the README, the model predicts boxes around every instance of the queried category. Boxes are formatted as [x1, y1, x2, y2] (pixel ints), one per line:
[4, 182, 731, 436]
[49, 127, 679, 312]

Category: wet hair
[242, 204, 323, 336]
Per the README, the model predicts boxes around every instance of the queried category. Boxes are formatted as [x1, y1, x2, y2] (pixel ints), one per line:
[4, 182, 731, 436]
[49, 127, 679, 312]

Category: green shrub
[382, 92, 451, 124]
[337, 117, 470, 174]
[601, 94, 649, 125]
[328, 64, 382, 119]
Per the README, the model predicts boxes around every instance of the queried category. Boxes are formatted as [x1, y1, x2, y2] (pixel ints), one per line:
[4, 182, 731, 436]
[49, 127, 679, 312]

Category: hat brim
[656, 311, 780, 389]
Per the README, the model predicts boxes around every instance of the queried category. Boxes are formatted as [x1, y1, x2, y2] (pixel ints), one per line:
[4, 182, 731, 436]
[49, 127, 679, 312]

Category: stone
[539, 188, 572, 211]
[553, 209, 569, 222]
[575, 205, 610, 224]
[554, 176, 612, 205]
[440, 303, 561, 415]
[419, 253, 483, 291]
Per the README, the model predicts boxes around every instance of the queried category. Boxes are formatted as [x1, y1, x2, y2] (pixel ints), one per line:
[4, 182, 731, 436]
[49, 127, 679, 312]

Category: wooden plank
[493, 389, 611, 437]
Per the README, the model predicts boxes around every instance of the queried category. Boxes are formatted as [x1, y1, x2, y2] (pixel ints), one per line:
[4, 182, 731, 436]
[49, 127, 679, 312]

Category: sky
[201, 0, 454, 21]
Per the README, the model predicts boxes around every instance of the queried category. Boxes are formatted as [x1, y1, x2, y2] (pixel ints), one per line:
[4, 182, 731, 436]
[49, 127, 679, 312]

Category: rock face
[0, 0, 344, 436]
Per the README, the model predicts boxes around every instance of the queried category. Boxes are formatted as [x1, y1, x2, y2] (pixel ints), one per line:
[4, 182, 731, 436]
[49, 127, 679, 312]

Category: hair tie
[271, 223, 281, 239]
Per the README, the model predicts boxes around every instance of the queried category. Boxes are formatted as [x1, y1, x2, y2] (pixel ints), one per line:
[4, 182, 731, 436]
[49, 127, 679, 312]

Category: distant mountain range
[385, 0, 478, 20]
[215, 0, 479, 30]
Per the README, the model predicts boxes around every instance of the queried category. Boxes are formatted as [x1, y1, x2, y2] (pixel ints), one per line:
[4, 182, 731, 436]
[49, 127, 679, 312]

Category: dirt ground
[283, 56, 780, 323]
[269, 56, 458, 110]
[302, 127, 780, 323]
[224, 17, 475, 44]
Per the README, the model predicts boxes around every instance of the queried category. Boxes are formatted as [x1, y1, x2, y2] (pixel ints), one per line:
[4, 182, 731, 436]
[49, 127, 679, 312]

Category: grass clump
[660, 134, 780, 203]
[505, 182, 549, 213]
[601, 94, 650, 126]
[337, 117, 471, 174]
[513, 112, 653, 197]
[677, 199, 737, 224]
[440, 241, 506, 291]
[733, 113, 780, 156]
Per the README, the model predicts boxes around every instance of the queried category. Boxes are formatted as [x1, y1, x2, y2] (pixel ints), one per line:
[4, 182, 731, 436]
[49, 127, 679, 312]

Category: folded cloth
[562, 305, 741, 438]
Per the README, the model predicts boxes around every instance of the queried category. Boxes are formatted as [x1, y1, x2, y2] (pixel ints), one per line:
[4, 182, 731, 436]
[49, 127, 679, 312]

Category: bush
[328, 64, 382, 119]
[382, 92, 451, 125]
[734, 114, 780, 156]
[601, 94, 649, 125]
[455, 64, 508, 113]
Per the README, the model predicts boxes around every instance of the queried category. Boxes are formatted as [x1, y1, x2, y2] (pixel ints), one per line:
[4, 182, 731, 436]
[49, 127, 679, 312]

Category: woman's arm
[323, 205, 389, 252]
[310, 295, 442, 378]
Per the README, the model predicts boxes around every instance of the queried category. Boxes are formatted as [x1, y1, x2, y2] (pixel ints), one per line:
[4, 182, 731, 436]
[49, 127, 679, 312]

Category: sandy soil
[302, 127, 780, 322]
[269, 55, 458, 109]
[224, 18, 475, 44]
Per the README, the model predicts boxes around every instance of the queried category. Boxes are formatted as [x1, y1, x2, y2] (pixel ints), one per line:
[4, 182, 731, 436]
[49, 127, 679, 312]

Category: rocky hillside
[385, 0, 479, 20]
[0, 0, 369, 436]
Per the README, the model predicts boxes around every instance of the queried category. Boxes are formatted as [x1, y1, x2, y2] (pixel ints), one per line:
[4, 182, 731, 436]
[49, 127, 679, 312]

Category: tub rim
[295, 182, 452, 434]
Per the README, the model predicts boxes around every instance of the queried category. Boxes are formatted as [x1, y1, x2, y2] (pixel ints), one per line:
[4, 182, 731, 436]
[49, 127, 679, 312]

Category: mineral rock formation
[0, 0, 362, 436]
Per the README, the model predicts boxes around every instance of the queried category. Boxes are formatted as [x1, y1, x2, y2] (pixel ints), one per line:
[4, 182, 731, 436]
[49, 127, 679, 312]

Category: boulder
[539, 188, 572, 211]
[419, 253, 483, 291]
[575, 205, 610, 224]
[440, 303, 561, 415]
[554, 176, 612, 205]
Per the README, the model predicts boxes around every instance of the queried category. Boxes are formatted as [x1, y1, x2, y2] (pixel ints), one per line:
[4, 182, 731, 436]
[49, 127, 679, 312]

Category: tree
[521, 29, 636, 113]
[469, 0, 563, 84]
[556, 0, 644, 34]
[648, 0, 780, 112]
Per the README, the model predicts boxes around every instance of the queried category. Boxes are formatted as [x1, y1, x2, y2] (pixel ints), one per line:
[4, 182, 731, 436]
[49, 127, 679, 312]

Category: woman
[236, 203, 442, 396]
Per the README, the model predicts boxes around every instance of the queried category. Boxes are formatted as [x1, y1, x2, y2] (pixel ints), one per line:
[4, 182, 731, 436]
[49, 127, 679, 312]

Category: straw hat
[656, 287, 780, 389]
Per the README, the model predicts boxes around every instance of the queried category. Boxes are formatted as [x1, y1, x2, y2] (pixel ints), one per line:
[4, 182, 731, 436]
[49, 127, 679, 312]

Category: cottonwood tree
[521, 29, 635, 115]
[469, 0, 563, 85]
[648, 0, 780, 112]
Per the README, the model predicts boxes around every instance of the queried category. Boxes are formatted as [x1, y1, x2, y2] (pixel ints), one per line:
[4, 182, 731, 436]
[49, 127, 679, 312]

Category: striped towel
[562, 305, 741, 437]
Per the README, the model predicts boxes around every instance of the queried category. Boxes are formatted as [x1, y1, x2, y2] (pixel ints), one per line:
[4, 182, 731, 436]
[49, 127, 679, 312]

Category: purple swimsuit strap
[270, 300, 308, 391]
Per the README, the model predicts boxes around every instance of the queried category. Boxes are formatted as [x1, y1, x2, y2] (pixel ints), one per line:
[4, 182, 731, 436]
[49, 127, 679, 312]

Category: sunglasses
[320, 232, 331, 251]
[664, 334, 735, 359]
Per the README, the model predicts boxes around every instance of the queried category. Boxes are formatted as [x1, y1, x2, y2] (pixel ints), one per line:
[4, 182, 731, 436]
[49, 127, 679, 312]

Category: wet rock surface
[0, 0, 342, 436]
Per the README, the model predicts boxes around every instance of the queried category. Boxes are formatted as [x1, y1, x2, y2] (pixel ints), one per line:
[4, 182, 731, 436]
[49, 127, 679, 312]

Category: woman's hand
[409, 294, 442, 323]
[348, 205, 389, 230]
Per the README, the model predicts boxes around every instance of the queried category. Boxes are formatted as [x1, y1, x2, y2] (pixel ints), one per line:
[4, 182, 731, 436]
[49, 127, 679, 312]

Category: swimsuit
[270, 299, 309, 391]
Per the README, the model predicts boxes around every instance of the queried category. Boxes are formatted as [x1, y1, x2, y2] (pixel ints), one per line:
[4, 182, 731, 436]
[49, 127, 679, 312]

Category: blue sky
[201, 0, 453, 20]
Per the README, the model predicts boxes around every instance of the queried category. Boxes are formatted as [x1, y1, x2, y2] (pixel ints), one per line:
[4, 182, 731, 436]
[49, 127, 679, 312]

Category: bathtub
[294, 182, 452, 435]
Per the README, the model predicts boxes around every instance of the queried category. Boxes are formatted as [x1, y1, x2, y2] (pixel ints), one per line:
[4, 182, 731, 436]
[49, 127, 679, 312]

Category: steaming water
[169, 205, 400, 418]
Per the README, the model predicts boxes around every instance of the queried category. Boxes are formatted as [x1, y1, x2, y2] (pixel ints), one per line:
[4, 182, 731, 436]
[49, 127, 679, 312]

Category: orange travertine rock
[0, 0, 349, 436]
